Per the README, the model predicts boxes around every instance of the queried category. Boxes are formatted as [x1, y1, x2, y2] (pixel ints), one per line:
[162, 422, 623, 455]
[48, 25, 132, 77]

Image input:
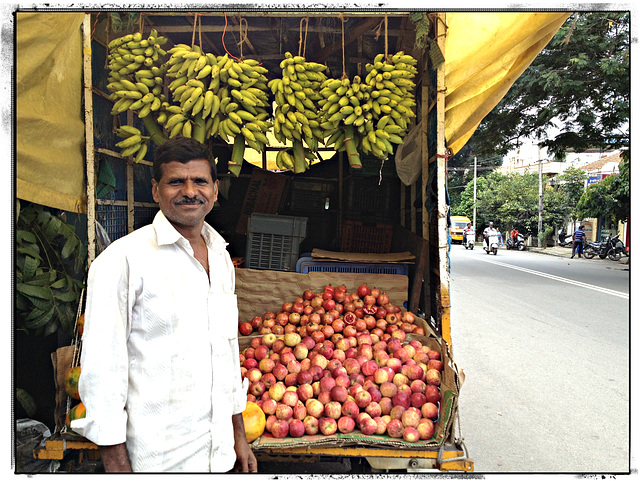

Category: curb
[528, 247, 630, 264]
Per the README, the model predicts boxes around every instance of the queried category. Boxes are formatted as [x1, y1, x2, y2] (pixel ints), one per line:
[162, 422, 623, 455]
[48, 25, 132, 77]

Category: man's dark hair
[152, 136, 217, 182]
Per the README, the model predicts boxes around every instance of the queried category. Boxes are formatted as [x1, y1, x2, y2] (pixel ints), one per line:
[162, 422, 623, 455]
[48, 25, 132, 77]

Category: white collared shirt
[72, 211, 247, 472]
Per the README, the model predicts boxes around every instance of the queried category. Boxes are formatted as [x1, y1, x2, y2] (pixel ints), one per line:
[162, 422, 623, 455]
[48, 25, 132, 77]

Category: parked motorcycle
[463, 229, 475, 250]
[558, 230, 573, 247]
[483, 233, 499, 255]
[505, 233, 526, 251]
[583, 234, 622, 261]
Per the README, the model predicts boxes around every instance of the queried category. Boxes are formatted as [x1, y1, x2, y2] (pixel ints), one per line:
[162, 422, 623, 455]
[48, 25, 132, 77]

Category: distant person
[462, 222, 473, 244]
[571, 225, 587, 259]
[496, 228, 504, 246]
[483, 222, 497, 249]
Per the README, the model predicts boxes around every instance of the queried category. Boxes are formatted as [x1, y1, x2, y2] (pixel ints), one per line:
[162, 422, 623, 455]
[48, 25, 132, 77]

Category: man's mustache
[175, 196, 205, 205]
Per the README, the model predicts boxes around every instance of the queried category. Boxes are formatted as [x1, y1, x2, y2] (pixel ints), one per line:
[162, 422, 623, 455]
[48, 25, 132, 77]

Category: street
[449, 244, 631, 474]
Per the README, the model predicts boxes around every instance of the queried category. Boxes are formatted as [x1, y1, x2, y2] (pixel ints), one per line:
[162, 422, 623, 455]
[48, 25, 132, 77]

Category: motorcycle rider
[462, 222, 473, 245]
[510, 228, 520, 246]
[483, 222, 497, 249]
[571, 225, 586, 259]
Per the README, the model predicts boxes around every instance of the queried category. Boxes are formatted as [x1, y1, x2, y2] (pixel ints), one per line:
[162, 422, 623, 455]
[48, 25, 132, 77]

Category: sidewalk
[527, 245, 630, 265]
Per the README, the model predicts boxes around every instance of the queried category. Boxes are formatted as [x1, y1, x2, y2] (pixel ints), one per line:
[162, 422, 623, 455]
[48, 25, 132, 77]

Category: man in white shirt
[483, 221, 498, 249]
[72, 136, 257, 473]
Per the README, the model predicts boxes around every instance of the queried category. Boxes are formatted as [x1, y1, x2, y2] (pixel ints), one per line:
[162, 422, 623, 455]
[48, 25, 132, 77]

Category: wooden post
[82, 14, 96, 266]
[435, 13, 452, 347]
[126, 111, 135, 234]
[420, 48, 432, 319]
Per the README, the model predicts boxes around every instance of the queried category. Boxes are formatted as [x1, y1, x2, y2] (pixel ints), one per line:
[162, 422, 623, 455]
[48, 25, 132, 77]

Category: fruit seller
[72, 136, 258, 473]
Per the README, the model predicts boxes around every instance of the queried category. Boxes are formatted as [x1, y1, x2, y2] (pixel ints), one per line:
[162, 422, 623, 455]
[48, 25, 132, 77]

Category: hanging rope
[298, 17, 309, 57]
[339, 13, 349, 79]
[237, 17, 248, 60]
[384, 13, 389, 59]
[198, 14, 203, 50]
[191, 12, 198, 48]
[222, 12, 242, 60]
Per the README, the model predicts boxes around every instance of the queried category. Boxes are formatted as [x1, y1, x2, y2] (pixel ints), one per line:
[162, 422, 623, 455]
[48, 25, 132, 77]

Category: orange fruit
[63, 366, 81, 400]
[65, 401, 86, 432]
[242, 401, 266, 443]
[77, 313, 85, 337]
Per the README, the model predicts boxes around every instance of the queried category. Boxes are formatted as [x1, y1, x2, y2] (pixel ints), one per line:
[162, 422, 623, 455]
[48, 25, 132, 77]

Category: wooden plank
[314, 17, 383, 63]
[83, 14, 97, 267]
[435, 13, 451, 347]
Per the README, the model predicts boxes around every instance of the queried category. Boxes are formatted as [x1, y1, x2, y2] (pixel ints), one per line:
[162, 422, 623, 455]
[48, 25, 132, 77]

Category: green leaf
[23, 306, 56, 330]
[22, 256, 40, 280]
[25, 295, 52, 311]
[43, 215, 63, 240]
[53, 289, 78, 302]
[16, 245, 41, 259]
[24, 307, 49, 321]
[16, 229, 38, 244]
[43, 320, 59, 337]
[61, 235, 79, 259]
[15, 293, 31, 311]
[49, 276, 68, 289]
[16, 388, 37, 417]
[16, 283, 52, 300]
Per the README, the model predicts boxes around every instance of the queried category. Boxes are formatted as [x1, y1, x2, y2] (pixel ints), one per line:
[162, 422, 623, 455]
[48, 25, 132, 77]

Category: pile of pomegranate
[239, 283, 443, 443]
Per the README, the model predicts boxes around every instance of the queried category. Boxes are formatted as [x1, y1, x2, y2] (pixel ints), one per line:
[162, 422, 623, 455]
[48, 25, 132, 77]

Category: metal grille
[97, 204, 159, 242]
[97, 203, 127, 241]
[247, 233, 295, 271]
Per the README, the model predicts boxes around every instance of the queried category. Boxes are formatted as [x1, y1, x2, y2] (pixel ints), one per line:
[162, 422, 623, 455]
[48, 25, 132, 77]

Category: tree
[576, 155, 630, 223]
[453, 12, 630, 161]
[554, 166, 588, 225]
[460, 171, 567, 238]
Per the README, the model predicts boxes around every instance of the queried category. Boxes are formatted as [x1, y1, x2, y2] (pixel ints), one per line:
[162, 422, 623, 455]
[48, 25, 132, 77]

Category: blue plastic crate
[296, 257, 409, 276]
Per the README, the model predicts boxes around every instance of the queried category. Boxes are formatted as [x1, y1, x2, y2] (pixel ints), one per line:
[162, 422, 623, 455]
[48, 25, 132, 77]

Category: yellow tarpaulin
[16, 12, 86, 213]
[444, 12, 571, 155]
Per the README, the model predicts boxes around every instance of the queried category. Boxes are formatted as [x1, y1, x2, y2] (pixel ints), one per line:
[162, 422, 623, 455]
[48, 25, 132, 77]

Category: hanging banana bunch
[162, 44, 271, 175]
[216, 55, 272, 176]
[114, 125, 152, 163]
[106, 29, 169, 161]
[361, 51, 418, 159]
[268, 52, 327, 173]
[162, 43, 217, 143]
[107, 30, 169, 122]
[317, 75, 374, 168]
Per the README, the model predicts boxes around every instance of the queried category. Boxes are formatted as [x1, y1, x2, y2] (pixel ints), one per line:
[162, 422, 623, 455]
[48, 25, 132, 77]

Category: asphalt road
[449, 244, 631, 474]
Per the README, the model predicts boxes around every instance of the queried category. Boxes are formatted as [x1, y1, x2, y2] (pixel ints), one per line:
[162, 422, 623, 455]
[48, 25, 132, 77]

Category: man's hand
[232, 413, 258, 473]
[99, 443, 132, 472]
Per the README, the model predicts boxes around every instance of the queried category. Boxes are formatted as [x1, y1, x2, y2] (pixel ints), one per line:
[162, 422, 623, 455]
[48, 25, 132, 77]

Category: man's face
[152, 159, 218, 231]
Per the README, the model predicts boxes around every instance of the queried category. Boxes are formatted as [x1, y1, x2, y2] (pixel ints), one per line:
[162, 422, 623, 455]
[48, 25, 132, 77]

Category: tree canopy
[577, 155, 630, 223]
[455, 171, 567, 236]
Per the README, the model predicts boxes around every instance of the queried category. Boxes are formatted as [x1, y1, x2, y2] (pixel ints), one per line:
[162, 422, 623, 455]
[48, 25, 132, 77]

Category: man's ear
[152, 179, 159, 203]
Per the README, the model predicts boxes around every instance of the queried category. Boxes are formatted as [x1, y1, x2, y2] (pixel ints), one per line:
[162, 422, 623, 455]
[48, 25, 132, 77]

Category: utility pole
[538, 145, 543, 248]
[473, 156, 477, 232]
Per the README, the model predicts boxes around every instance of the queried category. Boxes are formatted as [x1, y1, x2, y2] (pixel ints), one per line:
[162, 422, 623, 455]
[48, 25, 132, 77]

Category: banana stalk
[141, 115, 168, 146]
[292, 139, 308, 174]
[229, 133, 245, 177]
[344, 125, 362, 168]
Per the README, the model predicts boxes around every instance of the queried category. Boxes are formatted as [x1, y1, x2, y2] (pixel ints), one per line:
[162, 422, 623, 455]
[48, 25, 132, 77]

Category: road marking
[476, 257, 629, 299]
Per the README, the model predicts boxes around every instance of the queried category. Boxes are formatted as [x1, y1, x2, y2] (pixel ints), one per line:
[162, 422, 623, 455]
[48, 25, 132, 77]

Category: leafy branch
[15, 202, 86, 336]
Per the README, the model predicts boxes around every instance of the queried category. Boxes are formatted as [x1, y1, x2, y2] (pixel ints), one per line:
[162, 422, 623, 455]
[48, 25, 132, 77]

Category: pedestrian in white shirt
[72, 136, 257, 473]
